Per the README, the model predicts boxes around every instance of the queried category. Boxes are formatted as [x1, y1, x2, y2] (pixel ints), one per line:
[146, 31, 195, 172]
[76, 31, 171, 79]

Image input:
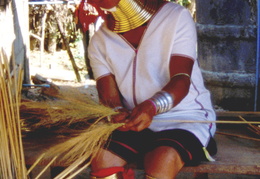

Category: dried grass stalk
[21, 86, 117, 132]
[28, 121, 124, 178]
[0, 48, 27, 178]
[46, 122, 123, 164]
[49, 123, 123, 178]
[21, 74, 124, 178]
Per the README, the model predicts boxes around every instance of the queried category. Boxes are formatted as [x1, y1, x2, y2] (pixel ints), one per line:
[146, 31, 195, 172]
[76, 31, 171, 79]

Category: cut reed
[0, 48, 27, 179]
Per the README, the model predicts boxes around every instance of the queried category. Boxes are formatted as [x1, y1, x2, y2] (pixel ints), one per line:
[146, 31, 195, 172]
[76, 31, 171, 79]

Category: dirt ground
[29, 48, 87, 81]
[28, 48, 99, 102]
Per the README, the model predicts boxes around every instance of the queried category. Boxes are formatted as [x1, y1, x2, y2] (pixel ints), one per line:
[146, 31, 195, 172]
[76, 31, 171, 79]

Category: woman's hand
[124, 100, 156, 132]
[111, 108, 130, 131]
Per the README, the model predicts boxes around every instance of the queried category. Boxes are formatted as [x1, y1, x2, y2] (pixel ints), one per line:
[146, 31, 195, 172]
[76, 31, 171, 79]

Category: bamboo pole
[0, 48, 27, 179]
[153, 119, 260, 125]
[239, 116, 260, 135]
[40, 11, 47, 67]
[54, 5, 81, 82]
[216, 131, 260, 142]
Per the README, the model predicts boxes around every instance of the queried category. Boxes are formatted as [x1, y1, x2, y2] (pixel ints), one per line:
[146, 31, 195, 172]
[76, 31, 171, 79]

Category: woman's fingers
[112, 112, 129, 123]
[125, 113, 152, 131]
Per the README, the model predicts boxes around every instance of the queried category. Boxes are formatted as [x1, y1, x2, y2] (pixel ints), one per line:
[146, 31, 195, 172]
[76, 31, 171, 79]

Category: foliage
[29, 4, 80, 52]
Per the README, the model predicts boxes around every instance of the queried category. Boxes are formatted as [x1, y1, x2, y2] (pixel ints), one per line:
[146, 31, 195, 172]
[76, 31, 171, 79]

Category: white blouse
[88, 2, 216, 146]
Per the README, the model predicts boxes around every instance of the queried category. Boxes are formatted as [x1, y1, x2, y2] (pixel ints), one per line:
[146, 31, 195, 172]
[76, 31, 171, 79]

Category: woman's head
[89, 0, 160, 33]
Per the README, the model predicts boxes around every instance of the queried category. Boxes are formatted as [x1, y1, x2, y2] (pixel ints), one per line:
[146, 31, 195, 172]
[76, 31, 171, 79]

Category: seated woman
[87, 0, 217, 178]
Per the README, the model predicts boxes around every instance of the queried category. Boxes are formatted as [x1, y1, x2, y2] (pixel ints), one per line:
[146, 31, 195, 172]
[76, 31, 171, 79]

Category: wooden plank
[181, 133, 260, 175]
[216, 111, 260, 118]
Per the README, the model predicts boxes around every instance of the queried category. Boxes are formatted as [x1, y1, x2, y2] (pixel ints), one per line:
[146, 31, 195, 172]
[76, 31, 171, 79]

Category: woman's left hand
[124, 100, 156, 132]
[111, 107, 130, 131]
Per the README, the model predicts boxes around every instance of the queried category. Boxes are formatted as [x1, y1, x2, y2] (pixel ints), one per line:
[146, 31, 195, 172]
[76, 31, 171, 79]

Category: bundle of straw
[28, 122, 123, 179]
[21, 86, 118, 134]
[0, 48, 27, 178]
[21, 81, 125, 178]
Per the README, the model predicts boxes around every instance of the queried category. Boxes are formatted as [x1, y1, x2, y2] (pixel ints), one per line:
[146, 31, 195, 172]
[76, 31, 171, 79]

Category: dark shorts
[105, 129, 217, 166]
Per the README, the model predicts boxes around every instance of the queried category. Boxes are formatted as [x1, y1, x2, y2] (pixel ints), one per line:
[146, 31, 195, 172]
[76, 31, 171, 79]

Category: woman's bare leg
[91, 149, 127, 172]
[144, 146, 184, 179]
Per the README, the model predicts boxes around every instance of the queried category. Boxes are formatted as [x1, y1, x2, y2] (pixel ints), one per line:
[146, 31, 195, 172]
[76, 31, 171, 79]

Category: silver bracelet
[113, 106, 123, 112]
[149, 91, 174, 114]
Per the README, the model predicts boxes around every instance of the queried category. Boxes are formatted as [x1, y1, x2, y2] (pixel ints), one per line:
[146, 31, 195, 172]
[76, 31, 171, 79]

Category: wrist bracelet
[171, 73, 191, 80]
[147, 99, 157, 115]
[149, 91, 174, 114]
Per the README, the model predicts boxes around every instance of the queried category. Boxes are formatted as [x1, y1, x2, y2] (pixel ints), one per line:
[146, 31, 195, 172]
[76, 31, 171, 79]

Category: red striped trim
[91, 167, 124, 177]
[156, 138, 193, 160]
[132, 49, 138, 106]
[111, 140, 139, 154]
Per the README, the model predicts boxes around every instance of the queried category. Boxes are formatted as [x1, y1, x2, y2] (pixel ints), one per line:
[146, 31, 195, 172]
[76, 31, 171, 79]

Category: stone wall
[196, 0, 258, 110]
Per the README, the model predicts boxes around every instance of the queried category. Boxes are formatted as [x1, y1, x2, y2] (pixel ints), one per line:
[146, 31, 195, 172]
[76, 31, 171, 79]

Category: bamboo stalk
[238, 116, 260, 135]
[54, 158, 90, 179]
[216, 131, 260, 142]
[153, 119, 260, 125]
[27, 153, 46, 175]
[65, 161, 91, 179]
[53, 5, 81, 82]
[0, 48, 27, 179]
[40, 11, 47, 67]
[35, 156, 58, 179]
[239, 116, 259, 129]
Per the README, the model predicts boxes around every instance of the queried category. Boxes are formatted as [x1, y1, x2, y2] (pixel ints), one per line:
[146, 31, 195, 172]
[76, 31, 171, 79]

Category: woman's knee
[90, 149, 134, 179]
[91, 149, 127, 172]
[144, 146, 184, 179]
